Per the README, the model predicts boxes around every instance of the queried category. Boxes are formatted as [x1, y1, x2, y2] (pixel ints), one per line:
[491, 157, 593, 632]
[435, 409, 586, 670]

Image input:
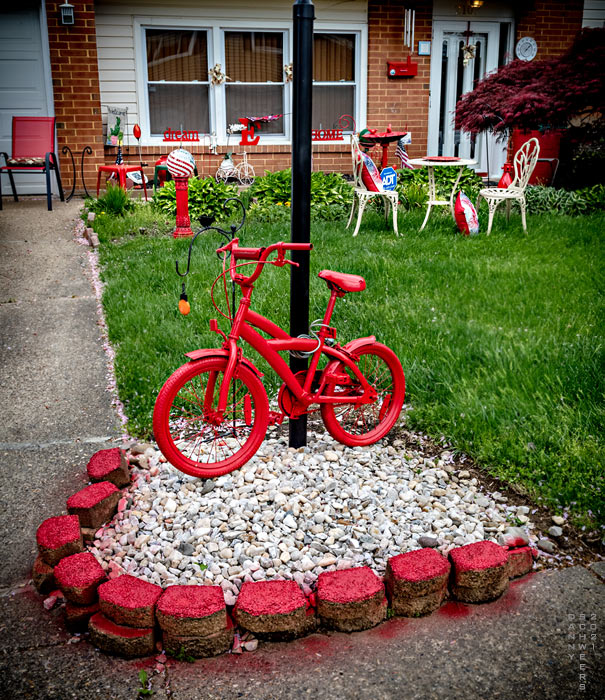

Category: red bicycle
[153, 238, 405, 478]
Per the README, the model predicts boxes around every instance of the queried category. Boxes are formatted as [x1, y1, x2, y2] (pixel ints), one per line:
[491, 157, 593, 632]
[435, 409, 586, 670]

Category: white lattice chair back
[350, 134, 365, 189]
[513, 137, 540, 190]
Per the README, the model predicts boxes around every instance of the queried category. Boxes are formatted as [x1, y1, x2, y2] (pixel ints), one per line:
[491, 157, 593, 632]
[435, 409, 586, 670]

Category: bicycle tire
[153, 357, 269, 478]
[320, 343, 405, 447]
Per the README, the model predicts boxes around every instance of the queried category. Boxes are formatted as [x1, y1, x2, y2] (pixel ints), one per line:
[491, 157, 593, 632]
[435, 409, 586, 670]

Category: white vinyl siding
[95, 0, 367, 146]
[583, 0, 605, 27]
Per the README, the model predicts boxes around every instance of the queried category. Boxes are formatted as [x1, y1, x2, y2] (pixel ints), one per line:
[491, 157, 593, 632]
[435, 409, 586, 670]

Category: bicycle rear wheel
[320, 343, 405, 447]
[153, 357, 269, 478]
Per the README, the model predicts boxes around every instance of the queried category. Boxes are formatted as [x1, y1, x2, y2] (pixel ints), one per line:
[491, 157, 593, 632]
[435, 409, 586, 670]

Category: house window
[312, 33, 356, 131]
[146, 29, 210, 135]
[140, 25, 363, 142]
[224, 31, 285, 134]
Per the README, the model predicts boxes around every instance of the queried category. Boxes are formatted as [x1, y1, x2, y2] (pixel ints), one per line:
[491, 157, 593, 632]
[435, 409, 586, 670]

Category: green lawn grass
[98, 206, 605, 526]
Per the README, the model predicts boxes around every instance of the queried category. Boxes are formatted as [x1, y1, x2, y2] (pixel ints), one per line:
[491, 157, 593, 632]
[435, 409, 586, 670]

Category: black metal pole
[289, 0, 314, 448]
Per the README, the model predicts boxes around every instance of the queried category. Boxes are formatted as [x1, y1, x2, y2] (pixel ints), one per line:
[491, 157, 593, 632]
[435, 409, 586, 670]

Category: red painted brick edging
[33, 447, 538, 660]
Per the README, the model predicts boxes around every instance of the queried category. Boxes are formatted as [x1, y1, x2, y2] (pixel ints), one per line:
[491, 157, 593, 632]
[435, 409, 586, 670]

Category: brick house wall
[367, 0, 432, 165]
[43, 0, 586, 192]
[45, 1, 104, 193]
[515, 0, 584, 59]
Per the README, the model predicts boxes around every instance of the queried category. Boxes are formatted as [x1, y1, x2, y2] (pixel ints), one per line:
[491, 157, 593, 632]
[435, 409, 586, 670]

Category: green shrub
[249, 169, 353, 220]
[396, 165, 483, 206]
[152, 177, 239, 225]
[522, 185, 604, 216]
[86, 183, 134, 217]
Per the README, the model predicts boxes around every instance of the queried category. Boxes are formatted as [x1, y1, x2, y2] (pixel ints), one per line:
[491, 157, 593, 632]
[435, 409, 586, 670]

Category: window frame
[311, 23, 367, 136]
[145, 27, 212, 138]
[134, 18, 366, 146]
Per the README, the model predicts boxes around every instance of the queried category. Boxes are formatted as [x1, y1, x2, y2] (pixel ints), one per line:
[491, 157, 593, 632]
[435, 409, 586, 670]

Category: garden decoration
[395, 136, 413, 170]
[454, 191, 479, 236]
[153, 209, 405, 478]
[61, 144, 92, 201]
[359, 125, 409, 169]
[166, 148, 196, 238]
[214, 121, 256, 185]
[498, 163, 514, 189]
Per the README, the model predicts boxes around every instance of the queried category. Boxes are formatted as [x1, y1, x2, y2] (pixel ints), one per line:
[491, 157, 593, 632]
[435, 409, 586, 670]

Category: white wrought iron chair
[477, 137, 540, 235]
[347, 134, 399, 237]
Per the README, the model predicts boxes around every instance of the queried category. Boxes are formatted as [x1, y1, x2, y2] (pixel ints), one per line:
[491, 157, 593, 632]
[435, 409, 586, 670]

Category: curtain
[313, 34, 354, 82]
[147, 30, 207, 82]
[225, 32, 283, 83]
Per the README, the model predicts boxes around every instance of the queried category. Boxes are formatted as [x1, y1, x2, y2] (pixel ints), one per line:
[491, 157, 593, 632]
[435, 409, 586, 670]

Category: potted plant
[455, 27, 605, 187]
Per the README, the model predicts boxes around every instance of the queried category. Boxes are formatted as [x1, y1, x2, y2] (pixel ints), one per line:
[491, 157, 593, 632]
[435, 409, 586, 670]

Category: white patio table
[409, 157, 476, 230]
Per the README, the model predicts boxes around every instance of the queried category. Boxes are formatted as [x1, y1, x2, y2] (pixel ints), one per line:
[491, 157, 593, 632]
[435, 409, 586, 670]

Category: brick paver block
[233, 580, 312, 639]
[36, 515, 83, 566]
[32, 555, 55, 594]
[507, 545, 534, 579]
[163, 617, 235, 658]
[98, 574, 163, 628]
[86, 448, 130, 488]
[449, 540, 509, 603]
[67, 481, 120, 529]
[88, 612, 155, 658]
[54, 551, 106, 605]
[385, 548, 450, 616]
[64, 600, 100, 633]
[157, 585, 228, 637]
[317, 566, 387, 632]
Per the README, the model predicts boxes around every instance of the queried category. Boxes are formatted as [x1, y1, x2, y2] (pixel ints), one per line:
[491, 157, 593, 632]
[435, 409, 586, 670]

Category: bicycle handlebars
[216, 238, 313, 284]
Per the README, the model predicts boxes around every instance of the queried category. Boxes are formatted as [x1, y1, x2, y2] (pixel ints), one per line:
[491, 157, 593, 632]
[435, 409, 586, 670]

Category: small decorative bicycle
[215, 150, 255, 186]
[153, 211, 405, 478]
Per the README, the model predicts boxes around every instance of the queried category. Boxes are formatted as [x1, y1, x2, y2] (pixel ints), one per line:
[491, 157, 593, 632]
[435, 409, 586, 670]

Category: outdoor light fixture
[470, 0, 484, 8]
[60, 3, 75, 26]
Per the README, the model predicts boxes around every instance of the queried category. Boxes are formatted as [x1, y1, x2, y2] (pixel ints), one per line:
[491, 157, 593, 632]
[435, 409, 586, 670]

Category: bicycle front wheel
[153, 357, 269, 478]
[320, 343, 405, 447]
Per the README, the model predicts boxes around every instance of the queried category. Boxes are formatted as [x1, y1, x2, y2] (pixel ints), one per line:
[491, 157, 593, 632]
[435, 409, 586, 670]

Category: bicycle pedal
[268, 411, 284, 426]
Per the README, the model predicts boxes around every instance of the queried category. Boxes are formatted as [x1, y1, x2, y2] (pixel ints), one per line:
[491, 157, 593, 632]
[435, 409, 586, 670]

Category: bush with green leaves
[249, 169, 353, 220]
[396, 166, 483, 208]
[152, 176, 239, 225]
[85, 183, 134, 217]
[523, 184, 605, 216]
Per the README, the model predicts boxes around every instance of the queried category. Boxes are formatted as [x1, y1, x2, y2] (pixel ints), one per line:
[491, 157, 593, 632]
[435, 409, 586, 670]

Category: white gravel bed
[88, 430, 534, 604]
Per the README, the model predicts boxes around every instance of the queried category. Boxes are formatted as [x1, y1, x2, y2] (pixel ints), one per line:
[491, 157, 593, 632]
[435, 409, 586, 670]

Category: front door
[428, 20, 509, 180]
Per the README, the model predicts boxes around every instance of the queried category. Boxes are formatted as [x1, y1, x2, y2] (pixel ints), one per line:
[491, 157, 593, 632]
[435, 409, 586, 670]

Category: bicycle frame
[213, 278, 378, 419]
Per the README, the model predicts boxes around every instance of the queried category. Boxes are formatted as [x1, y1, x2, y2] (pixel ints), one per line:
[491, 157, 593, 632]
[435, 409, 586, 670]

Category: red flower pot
[511, 129, 562, 186]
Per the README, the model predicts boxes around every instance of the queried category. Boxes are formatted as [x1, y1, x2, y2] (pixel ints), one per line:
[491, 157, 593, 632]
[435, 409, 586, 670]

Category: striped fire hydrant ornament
[167, 148, 196, 238]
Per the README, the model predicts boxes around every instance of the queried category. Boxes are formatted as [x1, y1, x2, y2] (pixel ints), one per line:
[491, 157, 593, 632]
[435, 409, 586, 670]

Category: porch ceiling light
[60, 2, 75, 26]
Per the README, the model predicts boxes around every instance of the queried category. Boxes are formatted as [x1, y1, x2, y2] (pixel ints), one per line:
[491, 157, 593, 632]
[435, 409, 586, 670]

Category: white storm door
[428, 21, 506, 179]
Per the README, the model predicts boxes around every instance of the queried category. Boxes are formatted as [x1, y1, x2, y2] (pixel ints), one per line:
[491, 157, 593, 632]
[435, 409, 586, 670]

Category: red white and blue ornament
[166, 148, 196, 178]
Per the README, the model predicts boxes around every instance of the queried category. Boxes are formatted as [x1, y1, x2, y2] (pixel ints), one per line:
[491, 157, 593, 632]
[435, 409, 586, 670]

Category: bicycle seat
[318, 270, 366, 293]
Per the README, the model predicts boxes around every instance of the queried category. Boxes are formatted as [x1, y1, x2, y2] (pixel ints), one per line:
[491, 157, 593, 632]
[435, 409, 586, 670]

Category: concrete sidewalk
[0, 198, 603, 699]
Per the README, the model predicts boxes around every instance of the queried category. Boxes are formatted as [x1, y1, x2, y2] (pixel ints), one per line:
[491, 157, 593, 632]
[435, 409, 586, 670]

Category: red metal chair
[0, 117, 64, 211]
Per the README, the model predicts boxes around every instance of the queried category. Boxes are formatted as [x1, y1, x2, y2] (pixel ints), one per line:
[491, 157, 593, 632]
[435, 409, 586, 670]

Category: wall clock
[515, 36, 537, 61]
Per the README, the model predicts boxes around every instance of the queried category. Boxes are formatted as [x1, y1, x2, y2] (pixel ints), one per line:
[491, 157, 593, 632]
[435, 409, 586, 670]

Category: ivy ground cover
[98, 208, 604, 527]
